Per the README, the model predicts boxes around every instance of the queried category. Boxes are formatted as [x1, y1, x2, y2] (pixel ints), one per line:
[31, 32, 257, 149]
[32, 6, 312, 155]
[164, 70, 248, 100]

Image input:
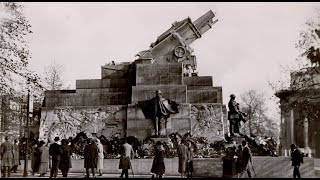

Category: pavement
[4, 171, 182, 178]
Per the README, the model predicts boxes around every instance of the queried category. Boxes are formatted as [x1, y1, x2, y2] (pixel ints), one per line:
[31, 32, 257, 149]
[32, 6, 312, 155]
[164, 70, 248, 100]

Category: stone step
[76, 79, 129, 89]
[187, 88, 222, 103]
[183, 76, 213, 86]
[44, 92, 130, 107]
[131, 85, 187, 103]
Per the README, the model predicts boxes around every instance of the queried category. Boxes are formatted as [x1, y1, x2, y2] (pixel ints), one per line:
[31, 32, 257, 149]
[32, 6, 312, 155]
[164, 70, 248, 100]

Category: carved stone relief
[190, 104, 224, 140]
[39, 106, 126, 143]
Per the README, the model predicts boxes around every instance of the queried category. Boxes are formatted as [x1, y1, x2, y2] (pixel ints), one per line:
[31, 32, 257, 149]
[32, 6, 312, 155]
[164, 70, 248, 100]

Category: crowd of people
[0, 134, 305, 178]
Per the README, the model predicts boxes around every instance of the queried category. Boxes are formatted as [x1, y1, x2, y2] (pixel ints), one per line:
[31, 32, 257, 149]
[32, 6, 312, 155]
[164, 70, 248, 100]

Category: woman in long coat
[96, 139, 104, 176]
[84, 138, 98, 178]
[31, 141, 41, 176]
[33, 142, 41, 176]
[0, 136, 14, 177]
[11, 139, 20, 173]
[177, 139, 188, 178]
[38, 141, 49, 177]
[150, 141, 165, 178]
[59, 139, 72, 177]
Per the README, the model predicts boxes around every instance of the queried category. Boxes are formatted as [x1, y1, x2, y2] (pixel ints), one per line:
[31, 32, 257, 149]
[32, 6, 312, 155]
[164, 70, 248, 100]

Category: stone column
[285, 108, 294, 156]
[304, 116, 312, 157]
[289, 108, 294, 146]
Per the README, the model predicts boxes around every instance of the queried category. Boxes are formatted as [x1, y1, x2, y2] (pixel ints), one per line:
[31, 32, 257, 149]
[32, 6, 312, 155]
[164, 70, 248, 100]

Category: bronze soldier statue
[137, 90, 179, 137]
[228, 94, 247, 136]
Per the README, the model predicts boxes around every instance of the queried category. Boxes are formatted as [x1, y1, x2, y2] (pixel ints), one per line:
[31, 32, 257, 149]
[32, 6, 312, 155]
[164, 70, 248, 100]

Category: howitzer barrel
[193, 10, 217, 35]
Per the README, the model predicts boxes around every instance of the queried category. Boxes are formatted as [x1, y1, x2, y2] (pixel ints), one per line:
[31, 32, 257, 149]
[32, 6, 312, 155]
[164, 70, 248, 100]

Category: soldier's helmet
[155, 90, 162, 94]
[230, 94, 236, 98]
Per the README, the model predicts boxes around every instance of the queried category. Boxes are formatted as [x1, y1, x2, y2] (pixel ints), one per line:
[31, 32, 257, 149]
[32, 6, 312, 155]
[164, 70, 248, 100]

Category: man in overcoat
[236, 140, 252, 178]
[119, 138, 134, 178]
[49, 136, 62, 178]
[0, 136, 14, 177]
[84, 138, 98, 178]
[291, 144, 304, 178]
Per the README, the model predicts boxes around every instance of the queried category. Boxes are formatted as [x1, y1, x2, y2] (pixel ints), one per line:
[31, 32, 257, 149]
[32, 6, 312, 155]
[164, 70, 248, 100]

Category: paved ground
[5, 171, 182, 178]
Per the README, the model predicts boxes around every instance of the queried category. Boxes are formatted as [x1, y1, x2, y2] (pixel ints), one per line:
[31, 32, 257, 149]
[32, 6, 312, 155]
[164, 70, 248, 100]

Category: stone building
[276, 66, 320, 157]
[39, 10, 228, 143]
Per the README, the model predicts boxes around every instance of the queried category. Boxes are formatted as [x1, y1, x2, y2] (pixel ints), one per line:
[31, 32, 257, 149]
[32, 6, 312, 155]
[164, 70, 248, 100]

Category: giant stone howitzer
[135, 10, 218, 71]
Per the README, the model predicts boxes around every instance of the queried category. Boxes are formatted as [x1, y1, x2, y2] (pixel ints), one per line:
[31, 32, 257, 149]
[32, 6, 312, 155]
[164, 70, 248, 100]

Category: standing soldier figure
[228, 94, 247, 136]
[136, 90, 179, 137]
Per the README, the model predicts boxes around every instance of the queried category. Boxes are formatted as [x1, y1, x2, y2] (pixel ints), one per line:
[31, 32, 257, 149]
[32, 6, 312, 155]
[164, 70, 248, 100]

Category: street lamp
[23, 79, 31, 177]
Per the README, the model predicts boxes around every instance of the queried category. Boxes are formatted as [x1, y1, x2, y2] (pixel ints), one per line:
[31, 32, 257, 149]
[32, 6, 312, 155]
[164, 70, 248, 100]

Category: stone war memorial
[40, 10, 225, 144]
[37, 10, 317, 178]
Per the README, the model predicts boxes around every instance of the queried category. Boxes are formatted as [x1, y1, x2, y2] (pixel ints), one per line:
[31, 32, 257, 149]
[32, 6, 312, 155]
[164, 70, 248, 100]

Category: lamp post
[23, 80, 31, 177]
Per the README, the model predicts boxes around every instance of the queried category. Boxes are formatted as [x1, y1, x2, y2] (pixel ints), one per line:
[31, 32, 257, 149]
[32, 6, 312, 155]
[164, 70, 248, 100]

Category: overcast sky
[22, 2, 320, 119]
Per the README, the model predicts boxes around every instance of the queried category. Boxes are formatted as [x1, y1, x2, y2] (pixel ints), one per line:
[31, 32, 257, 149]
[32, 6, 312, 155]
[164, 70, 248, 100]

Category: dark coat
[84, 143, 98, 168]
[137, 96, 179, 119]
[236, 146, 252, 173]
[59, 144, 72, 170]
[49, 142, 62, 170]
[228, 99, 240, 120]
[33, 146, 41, 172]
[186, 147, 194, 173]
[150, 146, 165, 175]
[177, 144, 188, 174]
[291, 149, 303, 166]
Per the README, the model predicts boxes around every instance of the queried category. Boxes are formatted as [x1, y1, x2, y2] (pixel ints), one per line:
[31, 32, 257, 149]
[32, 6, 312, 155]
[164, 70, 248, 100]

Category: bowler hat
[230, 94, 236, 98]
[54, 137, 60, 141]
[155, 90, 162, 94]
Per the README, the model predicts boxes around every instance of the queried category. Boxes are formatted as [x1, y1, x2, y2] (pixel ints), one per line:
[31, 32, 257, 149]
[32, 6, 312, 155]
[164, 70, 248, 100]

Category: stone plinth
[131, 85, 187, 103]
[76, 88, 129, 93]
[76, 79, 129, 89]
[183, 76, 213, 86]
[18, 157, 316, 178]
[127, 103, 191, 139]
[101, 64, 130, 79]
[187, 87, 223, 103]
[44, 92, 129, 107]
[136, 63, 183, 85]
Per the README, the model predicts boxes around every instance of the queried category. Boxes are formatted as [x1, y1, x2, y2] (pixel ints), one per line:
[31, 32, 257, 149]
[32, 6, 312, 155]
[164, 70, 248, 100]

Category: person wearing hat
[49, 136, 62, 178]
[236, 140, 252, 178]
[0, 136, 14, 177]
[290, 144, 304, 178]
[38, 141, 49, 177]
[11, 139, 20, 173]
[136, 90, 179, 137]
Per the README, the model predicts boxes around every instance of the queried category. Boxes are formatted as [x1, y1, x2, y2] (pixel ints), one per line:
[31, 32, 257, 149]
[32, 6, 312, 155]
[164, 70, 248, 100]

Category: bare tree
[43, 61, 64, 90]
[239, 89, 279, 139]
